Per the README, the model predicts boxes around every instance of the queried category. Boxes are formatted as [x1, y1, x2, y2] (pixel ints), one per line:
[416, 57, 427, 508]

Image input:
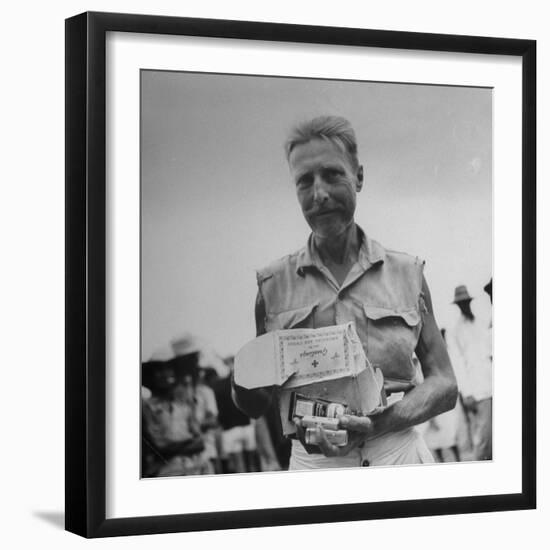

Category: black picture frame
[65, 11, 536, 538]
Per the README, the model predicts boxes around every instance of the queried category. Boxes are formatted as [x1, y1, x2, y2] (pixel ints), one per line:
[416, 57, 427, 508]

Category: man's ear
[356, 165, 364, 192]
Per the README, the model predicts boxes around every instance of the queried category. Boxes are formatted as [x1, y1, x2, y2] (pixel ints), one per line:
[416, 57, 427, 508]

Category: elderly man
[233, 115, 457, 469]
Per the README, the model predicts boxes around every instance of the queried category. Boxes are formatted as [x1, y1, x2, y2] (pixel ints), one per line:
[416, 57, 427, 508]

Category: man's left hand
[338, 414, 375, 434]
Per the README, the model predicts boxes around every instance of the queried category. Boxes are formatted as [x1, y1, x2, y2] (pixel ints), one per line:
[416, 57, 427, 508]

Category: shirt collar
[296, 225, 385, 275]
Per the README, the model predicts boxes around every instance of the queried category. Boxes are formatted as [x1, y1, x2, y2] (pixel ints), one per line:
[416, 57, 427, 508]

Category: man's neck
[313, 223, 360, 266]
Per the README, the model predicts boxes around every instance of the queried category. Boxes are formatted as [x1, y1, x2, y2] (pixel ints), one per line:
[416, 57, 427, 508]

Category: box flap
[234, 322, 366, 389]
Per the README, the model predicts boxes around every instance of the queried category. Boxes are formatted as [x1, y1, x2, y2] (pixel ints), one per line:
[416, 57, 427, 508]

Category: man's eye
[324, 169, 342, 180]
[297, 175, 313, 187]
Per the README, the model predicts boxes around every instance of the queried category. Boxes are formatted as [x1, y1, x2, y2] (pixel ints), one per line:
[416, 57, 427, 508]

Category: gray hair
[284, 115, 359, 168]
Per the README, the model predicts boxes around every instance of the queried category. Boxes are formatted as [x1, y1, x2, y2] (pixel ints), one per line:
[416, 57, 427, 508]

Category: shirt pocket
[361, 304, 422, 382]
[266, 302, 319, 331]
[363, 305, 421, 328]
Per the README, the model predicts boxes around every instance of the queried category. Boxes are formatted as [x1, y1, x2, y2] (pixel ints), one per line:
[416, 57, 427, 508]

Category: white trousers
[289, 426, 434, 470]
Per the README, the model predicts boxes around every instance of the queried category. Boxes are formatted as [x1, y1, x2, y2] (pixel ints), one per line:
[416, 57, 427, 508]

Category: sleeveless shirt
[256, 228, 426, 385]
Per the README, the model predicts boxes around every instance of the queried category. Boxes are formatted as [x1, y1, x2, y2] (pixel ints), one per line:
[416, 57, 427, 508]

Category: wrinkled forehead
[288, 138, 355, 172]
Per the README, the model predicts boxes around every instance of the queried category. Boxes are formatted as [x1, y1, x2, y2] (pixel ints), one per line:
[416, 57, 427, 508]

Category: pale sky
[141, 70, 492, 360]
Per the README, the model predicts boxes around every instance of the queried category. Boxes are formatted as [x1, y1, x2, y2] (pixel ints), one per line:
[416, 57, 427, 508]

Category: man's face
[288, 138, 363, 238]
[152, 365, 176, 392]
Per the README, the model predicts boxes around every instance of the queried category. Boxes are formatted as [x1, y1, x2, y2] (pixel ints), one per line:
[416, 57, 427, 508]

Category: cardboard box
[234, 323, 385, 435]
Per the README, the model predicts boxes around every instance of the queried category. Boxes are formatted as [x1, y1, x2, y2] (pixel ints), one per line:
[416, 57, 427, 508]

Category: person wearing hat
[233, 115, 458, 470]
[141, 345, 210, 477]
[447, 284, 493, 461]
[171, 333, 223, 474]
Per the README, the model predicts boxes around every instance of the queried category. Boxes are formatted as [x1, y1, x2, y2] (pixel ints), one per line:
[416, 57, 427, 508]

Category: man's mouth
[314, 209, 337, 217]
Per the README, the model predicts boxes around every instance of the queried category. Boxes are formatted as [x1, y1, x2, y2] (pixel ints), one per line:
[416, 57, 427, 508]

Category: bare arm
[319, 276, 458, 455]
[365, 276, 458, 437]
[231, 290, 276, 418]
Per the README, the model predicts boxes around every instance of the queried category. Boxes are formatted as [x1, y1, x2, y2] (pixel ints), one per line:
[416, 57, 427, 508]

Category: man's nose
[313, 176, 329, 204]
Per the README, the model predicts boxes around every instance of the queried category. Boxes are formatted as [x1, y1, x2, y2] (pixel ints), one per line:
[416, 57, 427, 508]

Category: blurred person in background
[261, 400, 292, 471]
[196, 367, 224, 473]
[447, 284, 493, 461]
[213, 357, 261, 473]
[172, 334, 221, 474]
[141, 345, 209, 477]
[482, 278, 493, 457]
[419, 333, 461, 462]
[254, 416, 283, 471]
[141, 356, 176, 477]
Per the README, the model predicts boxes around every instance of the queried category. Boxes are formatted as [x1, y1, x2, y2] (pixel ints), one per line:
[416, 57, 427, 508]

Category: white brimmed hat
[148, 342, 175, 362]
[171, 332, 202, 357]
